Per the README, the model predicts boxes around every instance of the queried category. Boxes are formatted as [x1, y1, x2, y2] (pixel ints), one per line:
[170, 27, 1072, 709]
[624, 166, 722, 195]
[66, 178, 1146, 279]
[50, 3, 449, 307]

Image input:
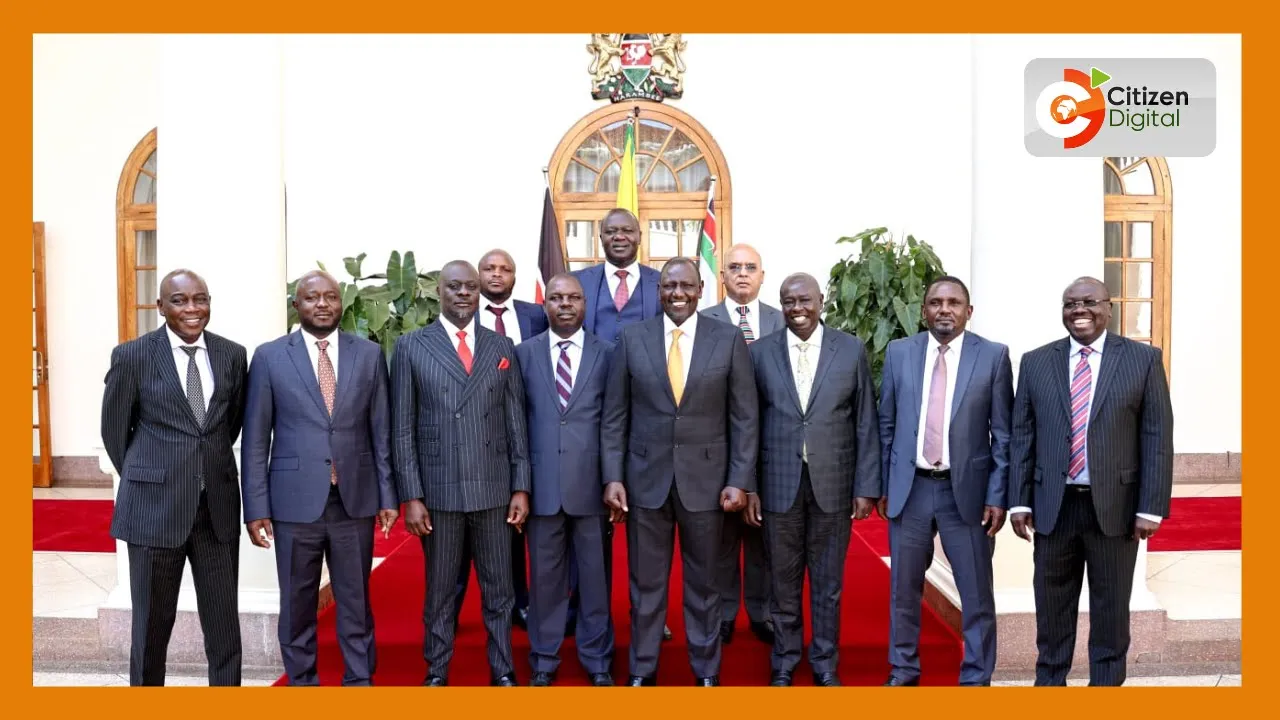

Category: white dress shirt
[300, 327, 339, 382]
[916, 331, 965, 470]
[441, 315, 472, 352]
[166, 325, 214, 409]
[786, 322, 824, 409]
[605, 261, 641, 301]
[724, 297, 761, 338]
[1009, 330, 1161, 524]
[663, 312, 698, 389]
[549, 328, 585, 387]
[478, 297, 523, 344]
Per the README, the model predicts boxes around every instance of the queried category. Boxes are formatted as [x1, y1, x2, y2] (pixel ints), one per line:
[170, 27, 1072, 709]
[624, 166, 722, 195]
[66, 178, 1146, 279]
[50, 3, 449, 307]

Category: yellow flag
[617, 119, 638, 214]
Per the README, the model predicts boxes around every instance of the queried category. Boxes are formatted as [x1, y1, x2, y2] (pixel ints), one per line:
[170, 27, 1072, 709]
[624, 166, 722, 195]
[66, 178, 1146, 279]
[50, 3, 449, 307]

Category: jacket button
[455, 413, 462, 419]
[325, 459, 331, 465]
[560, 420, 567, 426]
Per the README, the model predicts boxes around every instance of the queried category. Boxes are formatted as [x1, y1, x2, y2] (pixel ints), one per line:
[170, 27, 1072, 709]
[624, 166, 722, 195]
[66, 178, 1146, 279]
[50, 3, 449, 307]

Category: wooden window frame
[116, 128, 157, 342]
[1104, 157, 1172, 379]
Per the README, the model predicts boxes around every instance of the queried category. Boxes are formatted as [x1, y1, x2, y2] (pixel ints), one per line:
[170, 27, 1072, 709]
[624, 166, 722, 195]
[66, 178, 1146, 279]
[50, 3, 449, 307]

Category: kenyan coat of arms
[588, 33, 686, 102]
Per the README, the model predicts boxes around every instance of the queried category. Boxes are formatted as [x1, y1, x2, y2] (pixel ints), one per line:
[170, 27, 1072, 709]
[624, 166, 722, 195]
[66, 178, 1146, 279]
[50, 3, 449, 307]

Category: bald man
[103, 269, 248, 686]
[699, 243, 782, 646]
[241, 270, 399, 685]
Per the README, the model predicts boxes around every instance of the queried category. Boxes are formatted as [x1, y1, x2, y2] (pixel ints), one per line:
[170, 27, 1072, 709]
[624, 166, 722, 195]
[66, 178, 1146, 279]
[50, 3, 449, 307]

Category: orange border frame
[9, 11, 1265, 711]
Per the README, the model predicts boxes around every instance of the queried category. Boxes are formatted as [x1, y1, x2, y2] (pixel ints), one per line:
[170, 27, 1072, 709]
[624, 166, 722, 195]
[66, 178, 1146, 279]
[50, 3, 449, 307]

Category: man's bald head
[722, 243, 765, 304]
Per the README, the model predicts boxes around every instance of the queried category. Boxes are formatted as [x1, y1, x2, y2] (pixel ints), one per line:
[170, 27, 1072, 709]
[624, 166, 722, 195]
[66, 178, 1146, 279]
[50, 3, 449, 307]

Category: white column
[103, 34, 286, 615]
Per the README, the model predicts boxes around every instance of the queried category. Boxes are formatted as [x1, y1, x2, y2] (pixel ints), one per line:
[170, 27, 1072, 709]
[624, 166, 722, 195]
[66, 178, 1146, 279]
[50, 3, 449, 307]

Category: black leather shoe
[719, 620, 735, 644]
[883, 675, 919, 686]
[422, 675, 448, 686]
[813, 672, 842, 686]
[491, 673, 518, 687]
[662, 624, 672, 641]
[627, 675, 656, 687]
[769, 670, 793, 687]
[513, 607, 529, 631]
[695, 675, 720, 687]
[589, 672, 614, 686]
[750, 619, 776, 644]
[529, 671, 555, 687]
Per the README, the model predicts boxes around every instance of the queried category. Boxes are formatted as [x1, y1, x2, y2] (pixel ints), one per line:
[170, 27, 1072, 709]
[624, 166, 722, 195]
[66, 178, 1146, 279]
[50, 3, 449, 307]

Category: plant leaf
[365, 300, 391, 335]
[343, 252, 367, 280]
[386, 251, 407, 301]
[360, 283, 395, 304]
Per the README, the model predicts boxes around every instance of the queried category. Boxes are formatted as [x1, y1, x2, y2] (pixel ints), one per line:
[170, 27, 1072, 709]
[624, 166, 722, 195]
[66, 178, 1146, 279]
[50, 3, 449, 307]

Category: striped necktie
[1067, 347, 1094, 479]
[555, 340, 573, 411]
[736, 306, 754, 342]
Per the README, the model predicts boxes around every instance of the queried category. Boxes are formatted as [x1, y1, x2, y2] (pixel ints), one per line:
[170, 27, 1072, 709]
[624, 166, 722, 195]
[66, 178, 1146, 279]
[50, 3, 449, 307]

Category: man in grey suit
[102, 269, 248, 686]
[391, 260, 532, 687]
[746, 272, 880, 687]
[602, 256, 758, 686]
[514, 273, 616, 687]
[240, 270, 400, 686]
[700, 243, 782, 646]
[1010, 277, 1173, 686]
[878, 275, 1013, 687]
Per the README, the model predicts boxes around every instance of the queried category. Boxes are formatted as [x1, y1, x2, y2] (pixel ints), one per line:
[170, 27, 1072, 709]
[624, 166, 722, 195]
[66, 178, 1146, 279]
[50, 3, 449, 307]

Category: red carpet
[32, 500, 116, 552]
[1149, 496, 1241, 552]
[276, 523, 964, 687]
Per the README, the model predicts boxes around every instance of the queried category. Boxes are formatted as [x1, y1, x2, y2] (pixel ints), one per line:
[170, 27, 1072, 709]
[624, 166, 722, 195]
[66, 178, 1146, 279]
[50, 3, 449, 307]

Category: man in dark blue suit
[514, 273, 616, 687]
[240, 270, 399, 686]
[454, 249, 550, 631]
[878, 275, 1013, 687]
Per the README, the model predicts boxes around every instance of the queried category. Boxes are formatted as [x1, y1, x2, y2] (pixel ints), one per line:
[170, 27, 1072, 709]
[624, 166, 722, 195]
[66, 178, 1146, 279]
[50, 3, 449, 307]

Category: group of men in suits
[100, 206, 1173, 688]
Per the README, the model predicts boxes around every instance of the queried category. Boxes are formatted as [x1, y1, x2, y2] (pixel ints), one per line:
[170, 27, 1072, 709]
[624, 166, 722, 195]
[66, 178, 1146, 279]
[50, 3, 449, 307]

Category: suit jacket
[1009, 333, 1174, 537]
[240, 330, 396, 525]
[514, 330, 613, 517]
[390, 319, 531, 513]
[102, 327, 248, 548]
[750, 325, 880, 515]
[601, 315, 759, 512]
[575, 263, 662, 332]
[878, 331, 1014, 526]
[472, 298, 550, 343]
[700, 301, 785, 339]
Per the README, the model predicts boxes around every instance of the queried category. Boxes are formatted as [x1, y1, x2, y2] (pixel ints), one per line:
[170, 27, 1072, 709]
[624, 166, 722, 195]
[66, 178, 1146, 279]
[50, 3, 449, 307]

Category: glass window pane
[136, 229, 156, 265]
[682, 221, 703, 255]
[677, 158, 710, 192]
[1104, 221, 1123, 257]
[1103, 262, 1122, 299]
[143, 150, 156, 174]
[1107, 303, 1122, 334]
[562, 162, 598, 193]
[598, 162, 620, 194]
[662, 129, 701, 170]
[574, 134, 612, 170]
[565, 221, 595, 259]
[648, 219, 678, 258]
[638, 119, 672, 154]
[1124, 301, 1152, 337]
[648, 260, 665, 271]
[1124, 262, 1152, 299]
[137, 307, 160, 335]
[569, 261, 595, 272]
[645, 163, 677, 193]
[137, 270, 157, 305]
[1103, 163, 1123, 195]
[1121, 159, 1155, 195]
[134, 169, 155, 204]
[1129, 222, 1152, 258]
[32, 350, 39, 387]
[601, 121, 628, 156]
[635, 155, 653, 188]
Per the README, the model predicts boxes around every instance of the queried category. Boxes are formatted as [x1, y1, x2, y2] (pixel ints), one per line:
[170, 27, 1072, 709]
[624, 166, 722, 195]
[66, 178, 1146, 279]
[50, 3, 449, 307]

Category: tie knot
[938, 344, 949, 355]
[558, 340, 573, 351]
[488, 305, 505, 316]
[317, 340, 329, 351]
[797, 342, 809, 352]
[456, 330, 467, 342]
[672, 328, 683, 341]
[1080, 346, 1093, 358]
[616, 270, 628, 280]
[180, 346, 199, 357]
[737, 306, 749, 317]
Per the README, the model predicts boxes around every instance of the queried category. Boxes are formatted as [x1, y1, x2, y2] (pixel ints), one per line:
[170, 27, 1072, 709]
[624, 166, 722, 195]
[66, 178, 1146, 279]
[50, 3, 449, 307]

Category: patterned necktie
[922, 344, 950, 467]
[668, 328, 685, 404]
[614, 270, 630, 311]
[317, 339, 338, 484]
[1068, 347, 1094, 479]
[457, 330, 473, 374]
[555, 340, 573, 411]
[488, 305, 507, 337]
[795, 341, 812, 462]
[736, 306, 754, 343]
[180, 347, 206, 427]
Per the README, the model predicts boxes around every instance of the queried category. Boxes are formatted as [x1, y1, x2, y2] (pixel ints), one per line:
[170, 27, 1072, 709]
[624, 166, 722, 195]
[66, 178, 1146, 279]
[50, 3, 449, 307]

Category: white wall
[33, 34, 160, 458]
[971, 34, 1241, 452]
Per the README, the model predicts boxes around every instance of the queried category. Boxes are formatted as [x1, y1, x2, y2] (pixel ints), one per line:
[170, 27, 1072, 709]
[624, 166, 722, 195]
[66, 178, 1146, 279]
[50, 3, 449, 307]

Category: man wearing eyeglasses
[1008, 277, 1173, 686]
[699, 243, 782, 647]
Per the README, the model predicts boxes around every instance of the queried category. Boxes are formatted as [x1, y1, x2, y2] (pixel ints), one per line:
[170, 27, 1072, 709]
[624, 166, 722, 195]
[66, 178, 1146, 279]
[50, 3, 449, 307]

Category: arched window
[1103, 156, 1172, 378]
[548, 104, 731, 300]
[116, 128, 157, 342]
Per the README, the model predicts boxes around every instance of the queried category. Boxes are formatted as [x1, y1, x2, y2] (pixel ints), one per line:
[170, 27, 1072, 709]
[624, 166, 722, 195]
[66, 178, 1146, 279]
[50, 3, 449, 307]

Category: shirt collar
[166, 324, 207, 350]
[551, 328, 585, 349]
[786, 322, 823, 349]
[606, 260, 639, 279]
[1070, 330, 1107, 357]
[300, 327, 338, 348]
[441, 314, 472, 338]
[725, 297, 760, 320]
[664, 311, 698, 339]
[928, 330, 964, 353]
[483, 296, 513, 313]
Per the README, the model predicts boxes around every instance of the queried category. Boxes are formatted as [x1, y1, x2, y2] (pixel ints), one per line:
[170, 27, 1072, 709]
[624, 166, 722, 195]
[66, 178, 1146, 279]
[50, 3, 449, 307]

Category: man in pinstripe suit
[102, 269, 248, 686]
[1009, 277, 1173, 686]
[391, 260, 532, 687]
[746, 272, 881, 687]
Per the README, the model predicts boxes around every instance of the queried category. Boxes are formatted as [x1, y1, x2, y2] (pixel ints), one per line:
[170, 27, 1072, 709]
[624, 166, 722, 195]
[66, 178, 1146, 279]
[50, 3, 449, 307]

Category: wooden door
[33, 222, 52, 488]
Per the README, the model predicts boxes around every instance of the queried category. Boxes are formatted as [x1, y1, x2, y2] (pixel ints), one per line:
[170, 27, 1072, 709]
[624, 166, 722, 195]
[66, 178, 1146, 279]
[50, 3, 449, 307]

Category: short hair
[925, 275, 970, 304]
[661, 256, 700, 281]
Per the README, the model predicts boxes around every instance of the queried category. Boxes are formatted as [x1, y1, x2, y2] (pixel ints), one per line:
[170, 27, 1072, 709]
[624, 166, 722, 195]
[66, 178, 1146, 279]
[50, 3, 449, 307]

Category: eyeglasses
[726, 263, 759, 274]
[1062, 299, 1109, 310]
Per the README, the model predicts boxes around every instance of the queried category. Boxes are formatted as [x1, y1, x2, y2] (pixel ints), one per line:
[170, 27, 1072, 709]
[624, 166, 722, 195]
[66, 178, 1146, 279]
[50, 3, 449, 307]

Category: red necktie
[614, 270, 630, 311]
[488, 305, 507, 337]
[457, 330, 473, 374]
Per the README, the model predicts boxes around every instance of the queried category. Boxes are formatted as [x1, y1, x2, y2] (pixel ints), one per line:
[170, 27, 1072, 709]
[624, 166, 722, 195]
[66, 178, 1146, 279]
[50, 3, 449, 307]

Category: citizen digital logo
[1107, 85, 1189, 131]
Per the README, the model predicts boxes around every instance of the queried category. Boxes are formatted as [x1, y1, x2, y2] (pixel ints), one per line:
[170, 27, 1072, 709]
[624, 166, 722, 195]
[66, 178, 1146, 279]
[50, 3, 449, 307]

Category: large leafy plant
[286, 250, 441, 359]
[823, 227, 947, 391]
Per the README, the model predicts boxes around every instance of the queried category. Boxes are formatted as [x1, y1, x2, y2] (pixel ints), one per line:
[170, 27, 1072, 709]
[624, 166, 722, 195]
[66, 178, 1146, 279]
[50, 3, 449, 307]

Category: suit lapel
[909, 333, 928, 423]
[1053, 338, 1073, 418]
[761, 304, 785, 336]
[950, 333, 980, 421]
[150, 329, 189, 415]
[534, 334, 559, 407]
[640, 269, 660, 317]
[203, 334, 235, 430]
[643, 319, 678, 409]
[804, 328, 839, 413]
[566, 334, 600, 414]
[418, 321, 471, 387]
[458, 329, 500, 407]
[1088, 333, 1126, 422]
[287, 332, 331, 421]
[682, 322, 719, 406]
[771, 332, 804, 415]
[330, 331, 357, 420]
